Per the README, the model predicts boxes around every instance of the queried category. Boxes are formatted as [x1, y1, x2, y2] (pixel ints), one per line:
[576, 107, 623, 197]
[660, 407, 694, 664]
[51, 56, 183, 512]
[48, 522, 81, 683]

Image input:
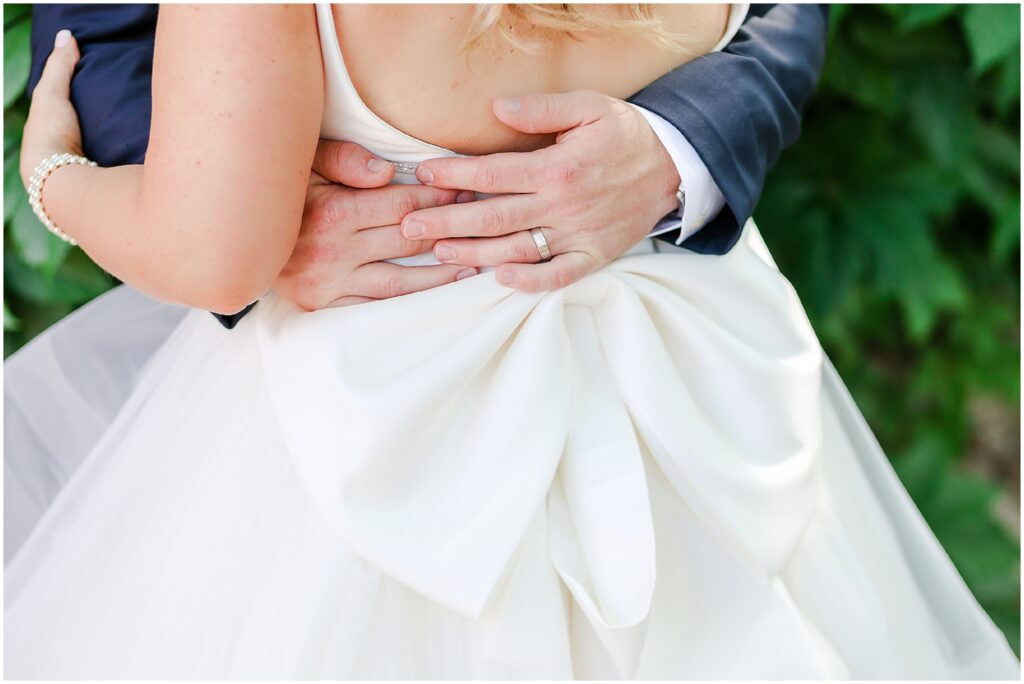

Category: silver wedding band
[530, 227, 552, 262]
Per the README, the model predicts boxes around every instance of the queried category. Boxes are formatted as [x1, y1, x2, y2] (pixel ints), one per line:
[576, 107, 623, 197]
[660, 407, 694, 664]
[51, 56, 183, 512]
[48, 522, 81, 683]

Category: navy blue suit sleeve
[629, 4, 828, 254]
[28, 5, 253, 328]
[29, 5, 157, 167]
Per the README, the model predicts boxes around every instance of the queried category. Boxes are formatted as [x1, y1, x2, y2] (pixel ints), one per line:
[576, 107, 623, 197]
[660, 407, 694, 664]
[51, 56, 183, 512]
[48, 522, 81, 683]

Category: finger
[492, 90, 607, 135]
[352, 262, 477, 299]
[401, 194, 544, 240]
[495, 251, 598, 293]
[315, 184, 461, 231]
[34, 30, 80, 101]
[355, 224, 434, 261]
[434, 231, 545, 267]
[313, 139, 396, 188]
[415, 151, 550, 194]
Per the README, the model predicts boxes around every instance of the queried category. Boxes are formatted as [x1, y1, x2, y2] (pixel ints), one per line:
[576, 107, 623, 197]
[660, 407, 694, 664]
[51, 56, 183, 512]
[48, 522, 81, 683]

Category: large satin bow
[256, 228, 824, 666]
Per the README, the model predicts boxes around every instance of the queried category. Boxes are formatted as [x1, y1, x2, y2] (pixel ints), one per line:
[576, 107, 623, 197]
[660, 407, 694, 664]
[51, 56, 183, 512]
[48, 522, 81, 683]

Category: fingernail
[456, 268, 477, 281]
[367, 158, 391, 174]
[54, 29, 71, 48]
[456, 190, 475, 204]
[498, 271, 516, 285]
[499, 97, 521, 113]
[403, 219, 426, 238]
[416, 166, 435, 184]
[436, 245, 457, 261]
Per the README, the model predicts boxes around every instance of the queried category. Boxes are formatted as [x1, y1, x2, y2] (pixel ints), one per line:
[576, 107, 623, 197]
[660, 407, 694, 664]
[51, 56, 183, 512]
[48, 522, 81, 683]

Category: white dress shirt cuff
[630, 104, 727, 245]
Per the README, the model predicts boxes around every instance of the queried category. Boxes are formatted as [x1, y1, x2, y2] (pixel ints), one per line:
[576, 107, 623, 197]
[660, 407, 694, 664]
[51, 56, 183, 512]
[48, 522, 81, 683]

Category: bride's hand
[401, 91, 681, 292]
[19, 30, 85, 188]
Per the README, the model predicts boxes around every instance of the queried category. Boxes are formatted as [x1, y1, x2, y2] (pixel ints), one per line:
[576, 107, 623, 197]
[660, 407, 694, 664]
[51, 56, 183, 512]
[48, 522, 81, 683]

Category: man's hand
[274, 140, 477, 310]
[400, 91, 682, 293]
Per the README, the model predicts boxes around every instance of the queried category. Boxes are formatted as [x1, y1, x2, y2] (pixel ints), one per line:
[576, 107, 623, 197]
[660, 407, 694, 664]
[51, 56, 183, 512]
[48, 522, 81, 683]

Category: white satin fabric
[6, 228, 1019, 678]
[4, 4, 1020, 679]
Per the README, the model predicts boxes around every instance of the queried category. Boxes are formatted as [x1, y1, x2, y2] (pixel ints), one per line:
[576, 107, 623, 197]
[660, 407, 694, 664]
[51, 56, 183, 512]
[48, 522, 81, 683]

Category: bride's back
[333, 4, 730, 155]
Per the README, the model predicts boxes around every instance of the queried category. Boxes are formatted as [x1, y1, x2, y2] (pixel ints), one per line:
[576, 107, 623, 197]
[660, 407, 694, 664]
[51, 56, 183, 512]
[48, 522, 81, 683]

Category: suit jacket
[29, 4, 827, 329]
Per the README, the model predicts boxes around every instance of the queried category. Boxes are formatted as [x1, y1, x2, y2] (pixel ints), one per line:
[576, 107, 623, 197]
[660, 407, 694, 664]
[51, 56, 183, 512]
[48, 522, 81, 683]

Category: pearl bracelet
[27, 152, 97, 246]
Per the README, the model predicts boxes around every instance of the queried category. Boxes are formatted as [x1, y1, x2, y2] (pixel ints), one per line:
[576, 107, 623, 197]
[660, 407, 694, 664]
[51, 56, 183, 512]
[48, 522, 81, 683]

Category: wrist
[20, 143, 81, 188]
[27, 152, 98, 245]
[631, 104, 683, 219]
[653, 139, 682, 218]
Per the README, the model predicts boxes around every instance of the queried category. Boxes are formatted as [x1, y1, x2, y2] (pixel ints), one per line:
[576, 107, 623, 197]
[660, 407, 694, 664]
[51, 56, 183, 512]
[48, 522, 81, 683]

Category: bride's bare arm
[21, 5, 323, 314]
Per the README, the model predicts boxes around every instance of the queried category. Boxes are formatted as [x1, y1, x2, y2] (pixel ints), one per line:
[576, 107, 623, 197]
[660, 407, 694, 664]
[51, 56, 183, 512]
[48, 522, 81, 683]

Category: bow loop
[257, 231, 824, 637]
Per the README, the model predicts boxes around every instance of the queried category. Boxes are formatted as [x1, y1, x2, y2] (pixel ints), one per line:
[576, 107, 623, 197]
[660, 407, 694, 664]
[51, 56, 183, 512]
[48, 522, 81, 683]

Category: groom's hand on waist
[273, 140, 477, 310]
[400, 90, 682, 293]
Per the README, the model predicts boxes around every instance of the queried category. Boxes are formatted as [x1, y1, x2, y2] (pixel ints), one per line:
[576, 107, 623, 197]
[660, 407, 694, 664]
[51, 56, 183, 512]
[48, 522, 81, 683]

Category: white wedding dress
[4, 5, 1019, 679]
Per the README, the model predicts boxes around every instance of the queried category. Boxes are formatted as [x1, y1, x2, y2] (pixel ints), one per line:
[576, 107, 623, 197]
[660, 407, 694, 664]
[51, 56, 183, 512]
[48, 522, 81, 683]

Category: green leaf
[905, 63, 974, 168]
[974, 123, 1021, 179]
[4, 105, 25, 156]
[963, 5, 1021, 75]
[4, 151, 25, 223]
[895, 430, 1020, 641]
[991, 197, 1021, 264]
[3, 19, 31, 108]
[893, 431, 955, 502]
[3, 300, 19, 332]
[3, 245, 112, 306]
[822, 35, 899, 115]
[897, 4, 958, 33]
[10, 200, 51, 267]
[3, 5, 30, 30]
[47, 249, 114, 303]
[10, 198, 70, 273]
[838, 164, 968, 340]
[827, 4, 850, 41]
[993, 52, 1021, 115]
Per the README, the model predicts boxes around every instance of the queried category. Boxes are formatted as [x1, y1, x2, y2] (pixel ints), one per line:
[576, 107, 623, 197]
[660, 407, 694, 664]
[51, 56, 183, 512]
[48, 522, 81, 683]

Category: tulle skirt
[4, 225, 1019, 679]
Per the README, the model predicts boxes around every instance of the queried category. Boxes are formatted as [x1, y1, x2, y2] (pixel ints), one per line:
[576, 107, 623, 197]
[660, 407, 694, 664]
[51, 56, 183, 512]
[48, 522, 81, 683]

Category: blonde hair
[463, 4, 690, 52]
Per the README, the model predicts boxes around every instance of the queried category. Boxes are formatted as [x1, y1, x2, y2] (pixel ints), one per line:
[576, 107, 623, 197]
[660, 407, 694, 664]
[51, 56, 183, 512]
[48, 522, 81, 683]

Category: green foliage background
[3, 3, 1021, 653]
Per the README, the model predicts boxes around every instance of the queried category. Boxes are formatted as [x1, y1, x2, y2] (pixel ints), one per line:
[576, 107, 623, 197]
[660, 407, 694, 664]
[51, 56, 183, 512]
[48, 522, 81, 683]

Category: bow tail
[548, 304, 657, 677]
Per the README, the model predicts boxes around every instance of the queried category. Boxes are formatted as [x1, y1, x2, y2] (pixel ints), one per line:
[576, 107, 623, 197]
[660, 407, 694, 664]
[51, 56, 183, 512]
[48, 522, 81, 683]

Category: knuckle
[331, 141, 359, 171]
[377, 274, 406, 299]
[547, 160, 584, 188]
[473, 164, 498, 192]
[303, 196, 344, 234]
[338, 142, 361, 164]
[554, 266, 575, 290]
[508, 240, 535, 263]
[391, 192, 419, 220]
[324, 142, 345, 171]
[480, 206, 505, 234]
